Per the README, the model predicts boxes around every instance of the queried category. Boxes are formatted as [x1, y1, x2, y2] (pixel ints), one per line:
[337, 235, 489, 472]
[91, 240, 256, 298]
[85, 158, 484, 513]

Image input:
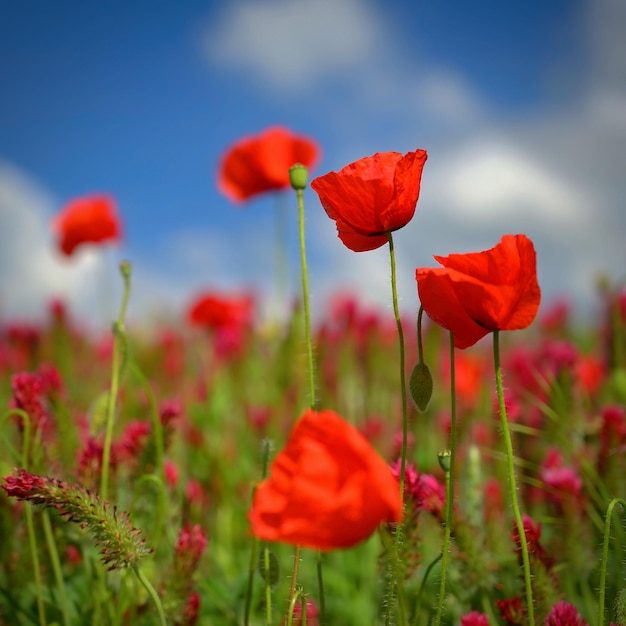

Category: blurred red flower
[249, 409, 402, 550]
[217, 126, 320, 202]
[310, 149, 427, 252]
[460, 612, 489, 626]
[545, 602, 588, 626]
[187, 292, 254, 331]
[415, 234, 541, 349]
[52, 194, 121, 256]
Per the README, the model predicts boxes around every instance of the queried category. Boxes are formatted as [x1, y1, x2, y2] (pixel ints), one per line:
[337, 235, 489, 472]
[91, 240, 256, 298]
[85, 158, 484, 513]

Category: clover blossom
[2, 469, 152, 570]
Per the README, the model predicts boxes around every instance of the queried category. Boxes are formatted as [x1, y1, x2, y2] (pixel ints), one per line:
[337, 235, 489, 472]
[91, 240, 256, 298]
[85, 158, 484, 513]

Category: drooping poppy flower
[249, 409, 402, 550]
[310, 149, 427, 252]
[415, 234, 541, 349]
[52, 194, 121, 256]
[217, 126, 320, 203]
[187, 292, 254, 331]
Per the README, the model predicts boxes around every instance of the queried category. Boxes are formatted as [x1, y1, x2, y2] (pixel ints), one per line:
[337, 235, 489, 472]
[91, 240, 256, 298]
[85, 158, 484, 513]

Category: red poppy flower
[187, 292, 254, 331]
[249, 409, 402, 550]
[310, 149, 427, 252]
[52, 194, 121, 256]
[415, 234, 541, 349]
[217, 126, 320, 203]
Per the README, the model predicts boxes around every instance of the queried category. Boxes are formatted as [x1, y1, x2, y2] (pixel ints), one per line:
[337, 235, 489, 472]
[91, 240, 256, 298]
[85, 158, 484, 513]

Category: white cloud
[203, 0, 387, 90]
[426, 139, 591, 228]
[202, 0, 484, 130]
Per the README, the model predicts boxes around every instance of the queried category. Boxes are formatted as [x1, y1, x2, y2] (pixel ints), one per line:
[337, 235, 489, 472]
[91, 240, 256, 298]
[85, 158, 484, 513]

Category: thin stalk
[132, 565, 167, 626]
[387, 232, 409, 495]
[294, 172, 326, 624]
[416, 306, 425, 363]
[493, 330, 535, 626]
[434, 333, 456, 626]
[296, 186, 317, 410]
[287, 588, 305, 626]
[387, 232, 410, 626]
[316, 550, 326, 624]
[289, 547, 302, 610]
[413, 553, 442, 625]
[41, 510, 72, 626]
[100, 261, 132, 502]
[598, 497, 626, 625]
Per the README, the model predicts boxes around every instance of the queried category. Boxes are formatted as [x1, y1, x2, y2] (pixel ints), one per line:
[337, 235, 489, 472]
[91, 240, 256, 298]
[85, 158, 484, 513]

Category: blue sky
[1, 0, 625, 327]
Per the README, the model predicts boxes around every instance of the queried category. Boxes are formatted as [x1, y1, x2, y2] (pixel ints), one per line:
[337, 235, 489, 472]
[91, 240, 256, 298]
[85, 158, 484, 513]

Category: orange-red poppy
[52, 194, 121, 256]
[310, 149, 428, 252]
[249, 409, 402, 550]
[415, 234, 541, 349]
[187, 292, 254, 331]
[217, 126, 320, 203]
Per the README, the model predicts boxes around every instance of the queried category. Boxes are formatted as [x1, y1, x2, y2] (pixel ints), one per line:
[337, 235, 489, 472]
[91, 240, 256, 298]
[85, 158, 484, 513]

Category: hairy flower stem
[286, 588, 305, 626]
[433, 332, 456, 626]
[316, 550, 325, 625]
[386, 232, 410, 626]
[132, 565, 167, 626]
[413, 553, 442, 624]
[289, 547, 302, 611]
[387, 232, 409, 498]
[599, 497, 626, 625]
[295, 186, 317, 411]
[100, 261, 132, 502]
[416, 306, 425, 363]
[493, 330, 535, 626]
[293, 171, 326, 624]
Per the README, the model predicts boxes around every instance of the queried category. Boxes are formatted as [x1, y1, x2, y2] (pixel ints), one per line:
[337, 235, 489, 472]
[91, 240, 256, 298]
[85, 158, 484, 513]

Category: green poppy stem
[291, 166, 325, 624]
[387, 232, 408, 496]
[295, 185, 317, 411]
[416, 306, 425, 363]
[433, 332, 457, 626]
[493, 330, 535, 626]
[100, 261, 132, 502]
[386, 231, 410, 626]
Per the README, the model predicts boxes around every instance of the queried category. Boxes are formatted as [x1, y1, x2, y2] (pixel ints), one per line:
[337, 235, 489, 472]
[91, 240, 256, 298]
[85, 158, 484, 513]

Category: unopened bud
[409, 362, 433, 412]
[438, 450, 451, 473]
[289, 164, 308, 190]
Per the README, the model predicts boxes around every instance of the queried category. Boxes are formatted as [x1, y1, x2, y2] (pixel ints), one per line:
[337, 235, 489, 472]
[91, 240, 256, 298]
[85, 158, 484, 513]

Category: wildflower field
[1, 129, 626, 626]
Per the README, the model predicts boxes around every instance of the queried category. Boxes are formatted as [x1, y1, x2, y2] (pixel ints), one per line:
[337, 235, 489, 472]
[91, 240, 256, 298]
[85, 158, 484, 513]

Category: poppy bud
[289, 164, 308, 190]
[258, 548, 280, 589]
[438, 449, 451, 473]
[119, 260, 132, 279]
[409, 362, 433, 412]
